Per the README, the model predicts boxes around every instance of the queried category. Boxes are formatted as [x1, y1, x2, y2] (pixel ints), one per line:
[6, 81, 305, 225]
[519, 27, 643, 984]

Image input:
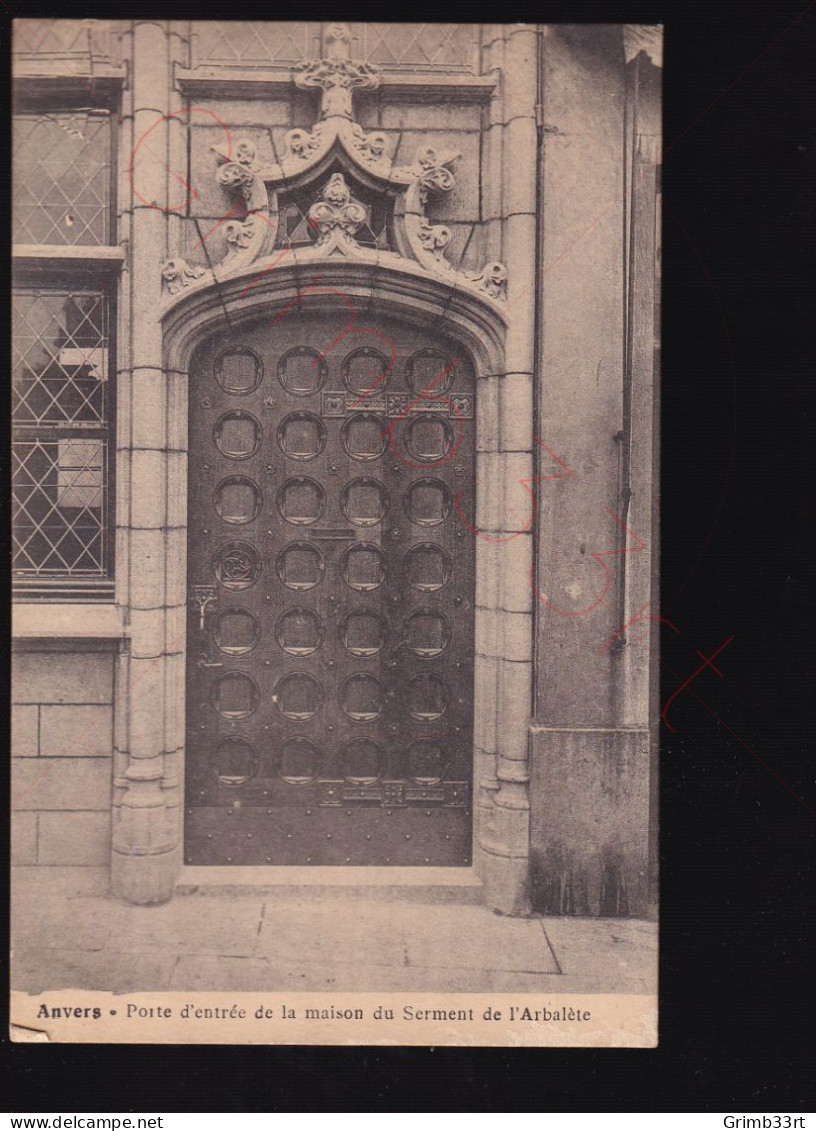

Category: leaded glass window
[12, 286, 113, 589]
[13, 110, 112, 246]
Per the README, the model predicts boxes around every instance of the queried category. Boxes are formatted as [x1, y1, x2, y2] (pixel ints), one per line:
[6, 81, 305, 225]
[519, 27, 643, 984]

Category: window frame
[12, 82, 121, 602]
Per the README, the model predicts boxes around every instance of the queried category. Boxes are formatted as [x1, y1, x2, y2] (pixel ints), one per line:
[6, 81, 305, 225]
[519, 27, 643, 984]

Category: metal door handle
[189, 584, 218, 631]
[197, 652, 223, 669]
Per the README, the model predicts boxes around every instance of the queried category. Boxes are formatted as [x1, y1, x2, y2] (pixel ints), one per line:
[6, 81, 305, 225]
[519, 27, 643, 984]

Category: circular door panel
[340, 673, 386, 721]
[211, 671, 260, 719]
[277, 412, 327, 461]
[215, 347, 263, 396]
[278, 347, 327, 397]
[339, 610, 388, 656]
[213, 607, 261, 655]
[404, 739, 447, 785]
[213, 477, 262, 525]
[213, 411, 262, 460]
[340, 738, 383, 785]
[340, 542, 387, 591]
[212, 541, 262, 590]
[403, 478, 452, 526]
[405, 348, 455, 397]
[277, 477, 326, 526]
[275, 608, 324, 656]
[342, 348, 391, 396]
[403, 414, 454, 463]
[403, 542, 452, 591]
[340, 478, 389, 527]
[274, 672, 323, 719]
[276, 542, 325, 590]
[211, 735, 259, 786]
[277, 736, 321, 785]
[341, 413, 388, 461]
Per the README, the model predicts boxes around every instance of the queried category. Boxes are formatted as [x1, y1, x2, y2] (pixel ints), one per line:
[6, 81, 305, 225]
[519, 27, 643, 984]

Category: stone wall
[11, 646, 115, 867]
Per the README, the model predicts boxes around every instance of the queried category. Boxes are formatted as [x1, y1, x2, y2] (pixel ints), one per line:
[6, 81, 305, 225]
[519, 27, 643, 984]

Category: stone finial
[293, 24, 380, 120]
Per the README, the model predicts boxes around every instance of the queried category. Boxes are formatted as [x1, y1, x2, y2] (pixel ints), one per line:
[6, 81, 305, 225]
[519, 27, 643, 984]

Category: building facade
[11, 20, 661, 917]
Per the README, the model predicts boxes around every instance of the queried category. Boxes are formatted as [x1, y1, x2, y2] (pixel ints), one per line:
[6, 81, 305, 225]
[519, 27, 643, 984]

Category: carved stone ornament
[161, 257, 206, 296]
[292, 23, 381, 121]
[307, 173, 368, 254]
[161, 23, 508, 308]
[469, 261, 508, 301]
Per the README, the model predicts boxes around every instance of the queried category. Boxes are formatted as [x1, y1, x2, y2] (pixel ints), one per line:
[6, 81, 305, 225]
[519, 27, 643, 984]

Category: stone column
[478, 23, 538, 915]
[111, 20, 180, 904]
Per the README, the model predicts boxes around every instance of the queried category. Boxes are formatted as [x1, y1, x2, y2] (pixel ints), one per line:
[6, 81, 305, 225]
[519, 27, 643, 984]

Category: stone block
[501, 609, 534, 662]
[502, 452, 535, 533]
[380, 102, 482, 132]
[476, 374, 500, 450]
[13, 758, 111, 812]
[12, 812, 37, 865]
[12, 652, 113, 706]
[500, 532, 534, 612]
[500, 372, 534, 451]
[193, 98, 292, 128]
[473, 655, 498, 753]
[132, 25, 169, 111]
[475, 606, 500, 658]
[164, 527, 187, 607]
[11, 705, 38, 757]
[39, 704, 113, 758]
[529, 726, 652, 917]
[503, 116, 537, 216]
[37, 811, 111, 866]
[128, 528, 166, 609]
[130, 368, 167, 450]
[130, 108, 169, 210]
[131, 450, 169, 529]
[475, 538, 501, 610]
[128, 658, 167, 758]
[166, 450, 187, 528]
[476, 451, 501, 530]
[166, 370, 190, 453]
[498, 659, 533, 751]
[129, 608, 167, 660]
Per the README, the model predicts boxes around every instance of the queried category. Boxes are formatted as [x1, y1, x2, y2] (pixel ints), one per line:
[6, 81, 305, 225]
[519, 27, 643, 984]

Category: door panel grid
[185, 313, 475, 865]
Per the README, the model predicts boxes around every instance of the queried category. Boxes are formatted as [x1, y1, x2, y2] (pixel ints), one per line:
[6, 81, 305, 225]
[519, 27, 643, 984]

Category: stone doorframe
[111, 257, 537, 915]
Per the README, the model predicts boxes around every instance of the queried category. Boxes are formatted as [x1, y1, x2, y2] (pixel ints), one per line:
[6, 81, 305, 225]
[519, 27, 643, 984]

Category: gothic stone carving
[307, 173, 368, 254]
[293, 22, 381, 120]
[161, 258, 206, 296]
[162, 22, 508, 307]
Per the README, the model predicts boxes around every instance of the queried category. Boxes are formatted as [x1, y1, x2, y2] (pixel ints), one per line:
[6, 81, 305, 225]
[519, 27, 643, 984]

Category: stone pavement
[11, 869, 657, 996]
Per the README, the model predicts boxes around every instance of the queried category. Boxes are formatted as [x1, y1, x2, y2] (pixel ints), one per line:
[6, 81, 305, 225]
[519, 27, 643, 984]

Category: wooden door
[184, 311, 475, 865]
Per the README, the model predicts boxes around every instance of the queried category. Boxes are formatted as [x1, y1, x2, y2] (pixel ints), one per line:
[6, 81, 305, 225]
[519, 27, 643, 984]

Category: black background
[3, 0, 815, 1111]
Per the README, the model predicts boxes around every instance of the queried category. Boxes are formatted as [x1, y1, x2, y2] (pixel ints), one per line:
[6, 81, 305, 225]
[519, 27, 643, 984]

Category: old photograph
[10, 19, 661, 1047]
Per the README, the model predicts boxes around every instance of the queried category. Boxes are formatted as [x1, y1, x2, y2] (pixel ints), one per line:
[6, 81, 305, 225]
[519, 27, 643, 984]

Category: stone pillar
[111, 20, 180, 904]
[529, 26, 657, 917]
[478, 24, 538, 916]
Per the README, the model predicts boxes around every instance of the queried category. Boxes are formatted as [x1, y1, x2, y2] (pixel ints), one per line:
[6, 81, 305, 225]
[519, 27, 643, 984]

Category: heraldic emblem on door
[184, 312, 476, 865]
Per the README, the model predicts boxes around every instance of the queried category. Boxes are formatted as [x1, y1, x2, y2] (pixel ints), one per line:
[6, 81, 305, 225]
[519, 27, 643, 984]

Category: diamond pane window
[13, 111, 111, 246]
[12, 290, 108, 426]
[13, 438, 109, 577]
[192, 21, 314, 68]
[12, 287, 113, 586]
[353, 23, 478, 71]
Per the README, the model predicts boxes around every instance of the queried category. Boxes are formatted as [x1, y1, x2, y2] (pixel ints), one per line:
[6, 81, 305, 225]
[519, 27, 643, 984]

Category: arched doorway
[184, 308, 477, 866]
